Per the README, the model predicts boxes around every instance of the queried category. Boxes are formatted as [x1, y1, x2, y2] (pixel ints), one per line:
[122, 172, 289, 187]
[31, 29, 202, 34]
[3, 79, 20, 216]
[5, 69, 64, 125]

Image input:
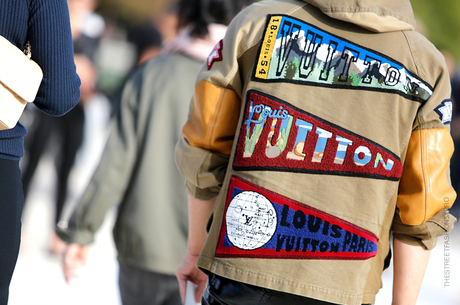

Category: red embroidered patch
[233, 90, 403, 180]
[207, 39, 223, 70]
[215, 176, 378, 260]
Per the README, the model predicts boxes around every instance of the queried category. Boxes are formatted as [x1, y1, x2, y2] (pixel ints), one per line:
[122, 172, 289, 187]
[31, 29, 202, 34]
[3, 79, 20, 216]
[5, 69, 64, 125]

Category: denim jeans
[202, 274, 371, 305]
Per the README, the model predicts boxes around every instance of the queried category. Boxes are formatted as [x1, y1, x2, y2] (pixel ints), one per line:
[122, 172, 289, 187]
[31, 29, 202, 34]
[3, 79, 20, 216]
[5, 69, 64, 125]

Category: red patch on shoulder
[207, 40, 223, 70]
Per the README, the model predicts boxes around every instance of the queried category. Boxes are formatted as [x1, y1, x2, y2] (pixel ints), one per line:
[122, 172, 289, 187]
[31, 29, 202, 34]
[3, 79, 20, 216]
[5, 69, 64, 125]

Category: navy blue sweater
[0, 0, 81, 160]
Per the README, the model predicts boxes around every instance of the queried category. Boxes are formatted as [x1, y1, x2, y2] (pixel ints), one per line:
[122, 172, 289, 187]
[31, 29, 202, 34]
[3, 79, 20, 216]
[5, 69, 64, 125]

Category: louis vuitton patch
[253, 15, 433, 102]
[233, 90, 403, 180]
[215, 176, 378, 260]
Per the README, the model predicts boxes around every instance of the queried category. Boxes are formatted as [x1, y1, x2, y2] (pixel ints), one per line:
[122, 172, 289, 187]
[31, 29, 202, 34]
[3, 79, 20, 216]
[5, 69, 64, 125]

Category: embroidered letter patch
[233, 90, 403, 180]
[254, 15, 433, 102]
[215, 176, 378, 260]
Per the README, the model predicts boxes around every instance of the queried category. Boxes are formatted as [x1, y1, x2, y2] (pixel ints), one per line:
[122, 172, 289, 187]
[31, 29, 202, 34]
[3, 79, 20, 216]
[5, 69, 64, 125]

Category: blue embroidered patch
[215, 176, 379, 260]
[253, 15, 432, 102]
[434, 99, 453, 124]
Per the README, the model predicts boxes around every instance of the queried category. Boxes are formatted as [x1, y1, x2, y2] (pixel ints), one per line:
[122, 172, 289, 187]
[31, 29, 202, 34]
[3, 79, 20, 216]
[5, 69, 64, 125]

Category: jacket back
[175, 0, 456, 304]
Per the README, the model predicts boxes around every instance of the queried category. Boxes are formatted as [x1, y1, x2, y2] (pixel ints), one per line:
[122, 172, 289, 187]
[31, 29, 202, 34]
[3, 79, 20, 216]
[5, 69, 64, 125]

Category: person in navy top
[0, 0, 80, 303]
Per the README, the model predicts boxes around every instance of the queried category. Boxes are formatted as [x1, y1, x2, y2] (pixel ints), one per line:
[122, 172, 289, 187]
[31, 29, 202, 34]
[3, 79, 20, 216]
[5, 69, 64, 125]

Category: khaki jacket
[175, 0, 457, 304]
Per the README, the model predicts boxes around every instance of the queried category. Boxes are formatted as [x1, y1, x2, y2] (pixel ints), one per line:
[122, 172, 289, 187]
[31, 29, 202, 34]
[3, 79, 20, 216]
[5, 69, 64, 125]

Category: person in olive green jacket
[56, 0, 255, 304]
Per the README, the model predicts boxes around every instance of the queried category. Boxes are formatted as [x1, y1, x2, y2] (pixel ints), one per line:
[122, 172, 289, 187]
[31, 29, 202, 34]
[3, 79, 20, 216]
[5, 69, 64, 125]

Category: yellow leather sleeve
[182, 80, 241, 155]
[397, 128, 456, 225]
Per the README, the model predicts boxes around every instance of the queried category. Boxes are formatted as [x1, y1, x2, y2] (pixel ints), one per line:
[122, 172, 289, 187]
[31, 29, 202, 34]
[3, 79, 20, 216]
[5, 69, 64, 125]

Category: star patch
[207, 39, 223, 70]
[435, 99, 453, 124]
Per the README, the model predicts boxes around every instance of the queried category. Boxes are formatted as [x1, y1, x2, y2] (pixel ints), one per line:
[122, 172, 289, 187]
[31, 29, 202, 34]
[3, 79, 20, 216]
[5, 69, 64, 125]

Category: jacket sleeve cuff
[392, 209, 456, 250]
[175, 137, 229, 200]
[185, 180, 221, 201]
[55, 226, 95, 246]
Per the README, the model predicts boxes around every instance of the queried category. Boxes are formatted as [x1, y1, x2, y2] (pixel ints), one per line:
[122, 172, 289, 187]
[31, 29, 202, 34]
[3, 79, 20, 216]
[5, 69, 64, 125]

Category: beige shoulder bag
[0, 36, 43, 130]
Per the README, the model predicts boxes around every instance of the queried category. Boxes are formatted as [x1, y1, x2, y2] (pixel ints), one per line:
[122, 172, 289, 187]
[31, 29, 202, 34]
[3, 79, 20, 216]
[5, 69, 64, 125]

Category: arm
[28, 0, 81, 115]
[56, 68, 145, 245]
[174, 82, 240, 302]
[392, 238, 431, 305]
[391, 48, 455, 304]
[174, 18, 246, 303]
[176, 194, 216, 304]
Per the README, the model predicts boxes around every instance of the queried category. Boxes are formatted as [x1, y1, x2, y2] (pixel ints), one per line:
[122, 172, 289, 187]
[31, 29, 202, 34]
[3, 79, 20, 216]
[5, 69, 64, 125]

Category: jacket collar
[302, 0, 416, 32]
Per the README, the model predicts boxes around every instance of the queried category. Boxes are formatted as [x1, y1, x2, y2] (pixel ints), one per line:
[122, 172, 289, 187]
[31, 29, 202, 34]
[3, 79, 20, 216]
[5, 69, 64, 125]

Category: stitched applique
[434, 99, 453, 124]
[207, 39, 223, 70]
[253, 15, 433, 102]
[215, 176, 378, 260]
[233, 90, 403, 180]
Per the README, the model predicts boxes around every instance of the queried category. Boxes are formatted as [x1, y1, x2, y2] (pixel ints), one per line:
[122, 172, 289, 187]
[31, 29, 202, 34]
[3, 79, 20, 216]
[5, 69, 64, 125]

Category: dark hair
[178, 0, 256, 38]
[130, 24, 162, 59]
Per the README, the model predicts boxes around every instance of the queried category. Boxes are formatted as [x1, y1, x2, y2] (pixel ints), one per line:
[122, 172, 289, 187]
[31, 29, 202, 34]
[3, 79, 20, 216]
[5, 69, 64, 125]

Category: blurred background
[9, 0, 460, 304]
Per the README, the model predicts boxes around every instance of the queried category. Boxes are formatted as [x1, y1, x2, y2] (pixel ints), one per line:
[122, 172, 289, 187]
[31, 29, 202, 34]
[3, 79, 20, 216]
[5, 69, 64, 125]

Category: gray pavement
[9, 96, 120, 305]
[10, 157, 121, 304]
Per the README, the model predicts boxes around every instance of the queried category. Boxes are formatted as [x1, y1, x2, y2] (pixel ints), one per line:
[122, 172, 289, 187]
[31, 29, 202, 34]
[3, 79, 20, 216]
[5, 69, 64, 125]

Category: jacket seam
[209, 258, 363, 299]
[402, 30, 429, 127]
[194, 150, 212, 187]
[420, 130, 428, 223]
[319, 7, 413, 25]
[207, 88, 225, 150]
[401, 31, 421, 75]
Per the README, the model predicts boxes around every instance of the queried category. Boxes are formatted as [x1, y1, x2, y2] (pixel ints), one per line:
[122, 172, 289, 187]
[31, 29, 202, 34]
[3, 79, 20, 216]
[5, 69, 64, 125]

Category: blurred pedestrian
[130, 23, 163, 67]
[0, 0, 80, 303]
[57, 0, 253, 304]
[68, 0, 105, 61]
[154, 3, 179, 46]
[21, 0, 105, 255]
[21, 54, 97, 255]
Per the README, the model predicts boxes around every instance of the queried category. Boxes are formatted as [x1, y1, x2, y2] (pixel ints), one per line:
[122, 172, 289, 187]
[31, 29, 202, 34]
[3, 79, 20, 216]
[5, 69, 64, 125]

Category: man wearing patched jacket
[175, 1, 457, 304]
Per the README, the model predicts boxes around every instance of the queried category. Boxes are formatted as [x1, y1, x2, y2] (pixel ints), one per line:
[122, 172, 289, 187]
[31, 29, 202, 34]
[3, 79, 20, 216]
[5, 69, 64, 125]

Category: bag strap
[23, 41, 32, 59]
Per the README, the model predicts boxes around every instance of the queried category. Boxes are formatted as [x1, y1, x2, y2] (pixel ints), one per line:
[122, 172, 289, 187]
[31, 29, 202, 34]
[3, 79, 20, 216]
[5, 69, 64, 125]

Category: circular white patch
[225, 191, 277, 250]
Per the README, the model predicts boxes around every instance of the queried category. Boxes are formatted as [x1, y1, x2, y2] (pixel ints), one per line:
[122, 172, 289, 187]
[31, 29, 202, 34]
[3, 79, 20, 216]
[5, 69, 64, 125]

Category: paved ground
[7, 97, 460, 304]
[10, 178, 121, 305]
[9, 96, 121, 305]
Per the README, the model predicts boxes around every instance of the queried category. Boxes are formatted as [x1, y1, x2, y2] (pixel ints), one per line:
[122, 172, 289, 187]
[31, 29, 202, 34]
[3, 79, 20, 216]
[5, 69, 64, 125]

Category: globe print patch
[226, 191, 277, 250]
[216, 176, 378, 260]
